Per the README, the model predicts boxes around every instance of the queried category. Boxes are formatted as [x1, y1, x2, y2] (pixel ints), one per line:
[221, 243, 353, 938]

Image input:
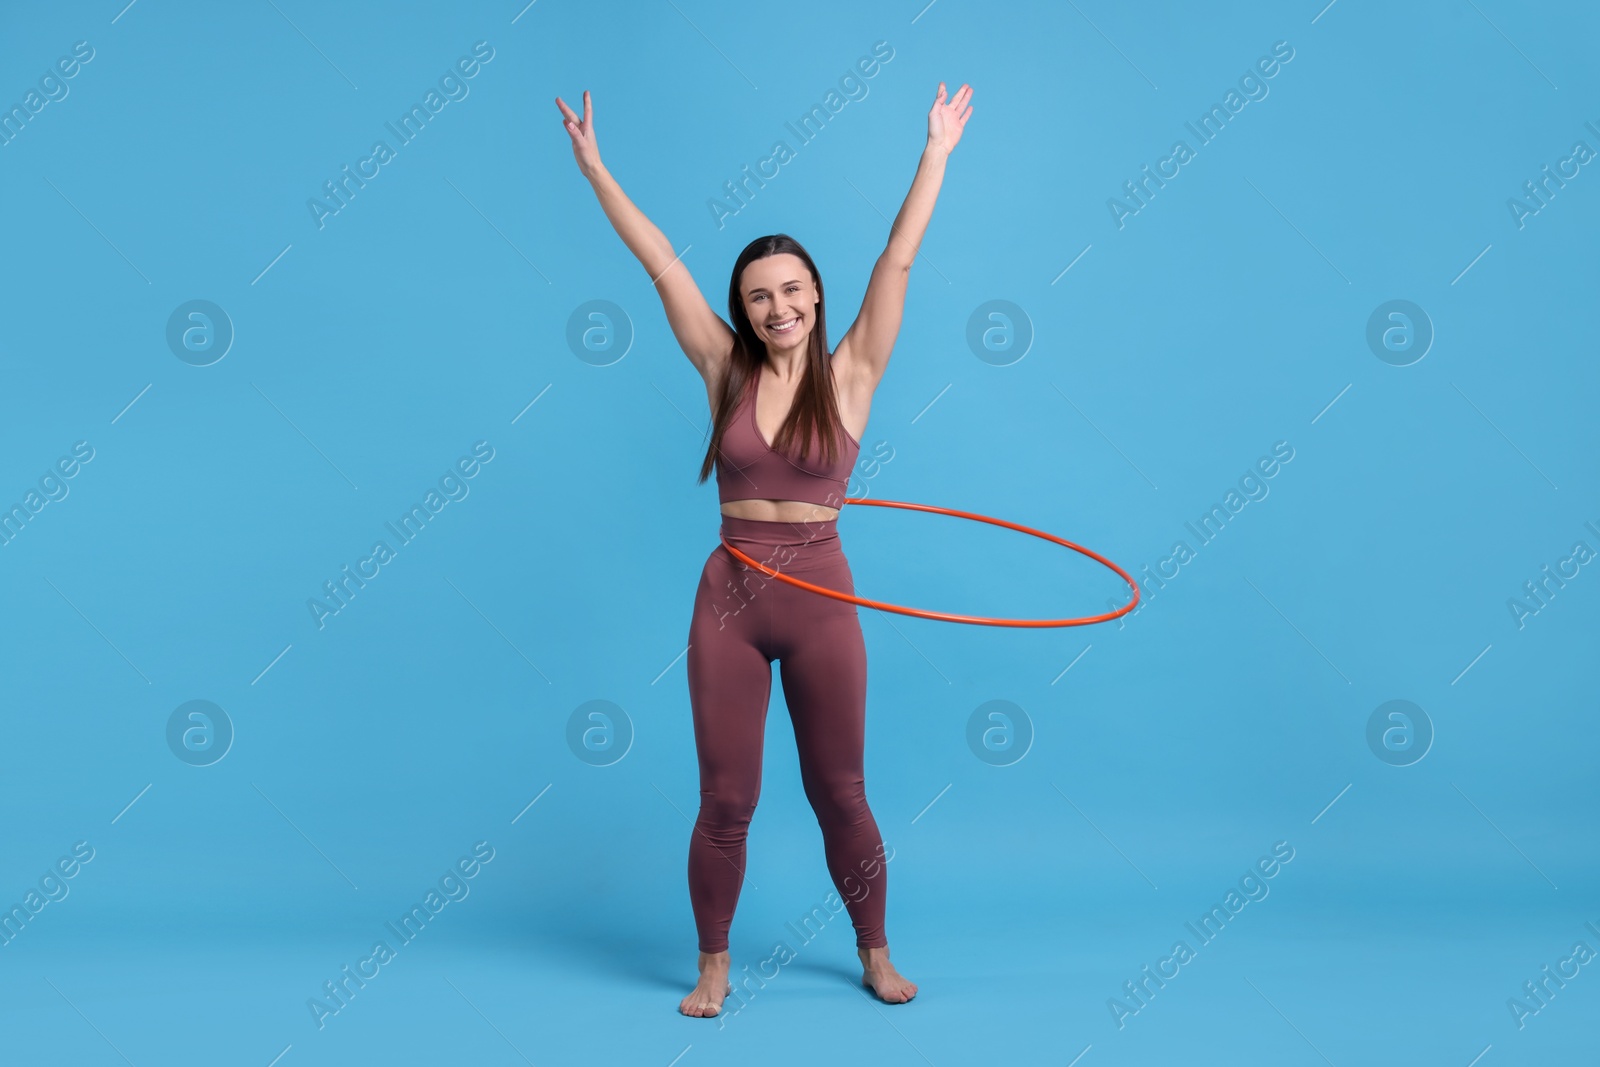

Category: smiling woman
[555, 78, 973, 1019]
[701, 234, 862, 527]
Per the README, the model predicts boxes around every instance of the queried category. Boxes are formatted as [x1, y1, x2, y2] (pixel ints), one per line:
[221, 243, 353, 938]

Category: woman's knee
[696, 785, 759, 831]
[804, 775, 868, 821]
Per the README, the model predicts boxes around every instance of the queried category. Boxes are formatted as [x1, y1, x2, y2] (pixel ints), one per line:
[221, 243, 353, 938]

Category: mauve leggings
[685, 514, 888, 953]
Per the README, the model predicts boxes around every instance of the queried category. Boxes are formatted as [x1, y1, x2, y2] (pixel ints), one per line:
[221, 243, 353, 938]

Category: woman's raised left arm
[837, 82, 973, 390]
[883, 82, 972, 269]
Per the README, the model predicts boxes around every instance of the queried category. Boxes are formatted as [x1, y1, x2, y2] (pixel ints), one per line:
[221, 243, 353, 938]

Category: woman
[556, 81, 972, 1018]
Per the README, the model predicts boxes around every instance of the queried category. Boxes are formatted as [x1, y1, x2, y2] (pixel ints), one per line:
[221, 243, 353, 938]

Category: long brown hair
[696, 233, 850, 485]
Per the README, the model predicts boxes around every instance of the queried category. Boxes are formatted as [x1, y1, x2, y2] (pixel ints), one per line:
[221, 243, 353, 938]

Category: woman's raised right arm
[556, 91, 734, 384]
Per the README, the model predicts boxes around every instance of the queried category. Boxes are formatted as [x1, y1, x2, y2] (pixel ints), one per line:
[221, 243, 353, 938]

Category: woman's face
[740, 253, 818, 357]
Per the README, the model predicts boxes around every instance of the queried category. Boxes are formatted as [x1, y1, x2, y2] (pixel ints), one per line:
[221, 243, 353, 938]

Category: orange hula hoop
[717, 497, 1141, 628]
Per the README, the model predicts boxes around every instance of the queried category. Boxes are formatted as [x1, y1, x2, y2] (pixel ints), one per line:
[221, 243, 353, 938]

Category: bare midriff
[720, 498, 841, 523]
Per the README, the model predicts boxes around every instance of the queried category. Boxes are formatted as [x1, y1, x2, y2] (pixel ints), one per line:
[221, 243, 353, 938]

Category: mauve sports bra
[716, 366, 861, 509]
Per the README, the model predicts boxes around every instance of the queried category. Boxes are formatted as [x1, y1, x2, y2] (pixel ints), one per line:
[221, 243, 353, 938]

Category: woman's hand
[555, 90, 602, 178]
[926, 82, 973, 156]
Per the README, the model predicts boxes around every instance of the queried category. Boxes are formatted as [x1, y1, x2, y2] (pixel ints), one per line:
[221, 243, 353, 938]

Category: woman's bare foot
[859, 945, 917, 1003]
[679, 950, 733, 1017]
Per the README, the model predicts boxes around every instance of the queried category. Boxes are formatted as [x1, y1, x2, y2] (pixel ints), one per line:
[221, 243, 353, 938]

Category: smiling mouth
[768, 316, 800, 334]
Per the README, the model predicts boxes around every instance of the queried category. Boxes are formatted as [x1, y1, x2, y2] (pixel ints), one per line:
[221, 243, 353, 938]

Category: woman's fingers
[928, 82, 973, 149]
[555, 91, 594, 135]
[933, 82, 973, 112]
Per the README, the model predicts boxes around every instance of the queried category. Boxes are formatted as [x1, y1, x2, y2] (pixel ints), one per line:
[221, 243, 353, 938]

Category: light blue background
[1, 0, 1596, 1064]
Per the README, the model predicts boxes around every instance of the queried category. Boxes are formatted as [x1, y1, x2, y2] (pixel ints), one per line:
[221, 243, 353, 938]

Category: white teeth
[770, 317, 798, 332]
